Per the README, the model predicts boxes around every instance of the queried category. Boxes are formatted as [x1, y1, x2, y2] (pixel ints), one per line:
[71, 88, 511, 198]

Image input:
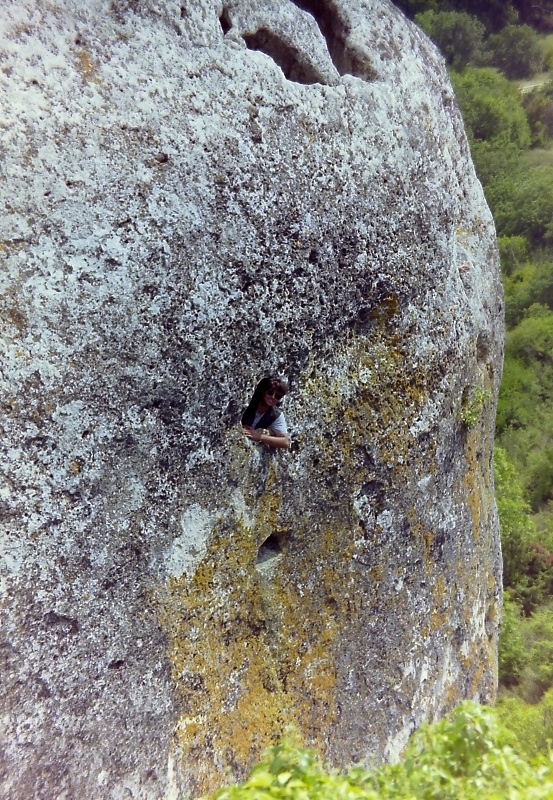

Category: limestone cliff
[0, 0, 503, 797]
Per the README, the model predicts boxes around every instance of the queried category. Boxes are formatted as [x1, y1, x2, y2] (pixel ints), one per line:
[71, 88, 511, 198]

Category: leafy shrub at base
[208, 703, 553, 800]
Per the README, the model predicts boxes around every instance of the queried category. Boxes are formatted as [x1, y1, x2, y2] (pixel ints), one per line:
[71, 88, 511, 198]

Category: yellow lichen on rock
[0, 0, 504, 794]
[74, 49, 102, 84]
[159, 490, 350, 794]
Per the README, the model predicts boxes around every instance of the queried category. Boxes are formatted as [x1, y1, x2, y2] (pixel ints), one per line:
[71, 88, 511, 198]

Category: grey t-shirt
[253, 410, 288, 436]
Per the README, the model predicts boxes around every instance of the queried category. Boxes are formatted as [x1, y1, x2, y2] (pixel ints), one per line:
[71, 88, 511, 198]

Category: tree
[496, 354, 541, 432]
[415, 10, 485, 70]
[394, 1, 519, 33]
[513, 0, 553, 32]
[391, 0, 439, 19]
[450, 67, 530, 146]
[520, 606, 553, 699]
[508, 304, 553, 365]
[468, 141, 523, 188]
[499, 307, 553, 513]
[526, 444, 553, 509]
[488, 167, 553, 244]
[503, 259, 553, 326]
[523, 85, 553, 147]
[497, 689, 553, 758]
[494, 447, 535, 588]
[498, 235, 528, 276]
[485, 24, 544, 79]
[448, 0, 519, 33]
[498, 593, 529, 685]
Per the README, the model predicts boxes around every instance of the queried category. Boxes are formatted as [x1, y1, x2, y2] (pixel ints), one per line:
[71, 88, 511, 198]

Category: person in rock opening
[241, 376, 290, 450]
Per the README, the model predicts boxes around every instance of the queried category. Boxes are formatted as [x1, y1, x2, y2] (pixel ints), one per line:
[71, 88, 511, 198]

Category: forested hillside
[395, 0, 553, 756]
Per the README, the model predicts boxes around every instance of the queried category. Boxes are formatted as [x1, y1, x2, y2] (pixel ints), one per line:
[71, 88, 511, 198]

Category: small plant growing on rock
[461, 387, 491, 428]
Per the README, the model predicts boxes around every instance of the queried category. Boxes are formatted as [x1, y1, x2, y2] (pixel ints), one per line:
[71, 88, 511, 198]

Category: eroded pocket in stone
[290, 0, 376, 80]
[244, 29, 327, 85]
[256, 533, 282, 565]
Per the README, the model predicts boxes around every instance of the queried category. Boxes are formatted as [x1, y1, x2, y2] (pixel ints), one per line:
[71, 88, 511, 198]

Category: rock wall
[0, 0, 503, 798]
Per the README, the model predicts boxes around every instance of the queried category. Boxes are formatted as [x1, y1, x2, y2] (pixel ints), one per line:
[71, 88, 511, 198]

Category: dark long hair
[241, 375, 288, 426]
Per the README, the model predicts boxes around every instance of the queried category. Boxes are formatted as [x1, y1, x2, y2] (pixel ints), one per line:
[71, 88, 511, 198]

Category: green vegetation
[486, 25, 544, 79]
[449, 68, 530, 149]
[415, 10, 485, 70]
[460, 386, 490, 427]
[380, 0, 553, 773]
[523, 86, 553, 147]
[407, 0, 553, 767]
[209, 704, 553, 799]
[496, 689, 553, 759]
[494, 449, 534, 592]
[394, 1, 553, 35]
[400, 0, 553, 600]
[406, 2, 553, 527]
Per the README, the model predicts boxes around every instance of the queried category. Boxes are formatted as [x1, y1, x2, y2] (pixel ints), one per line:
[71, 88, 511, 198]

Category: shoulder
[269, 410, 287, 434]
[263, 406, 281, 423]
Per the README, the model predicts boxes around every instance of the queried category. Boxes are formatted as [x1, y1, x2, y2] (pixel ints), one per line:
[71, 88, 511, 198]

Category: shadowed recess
[290, 0, 375, 80]
[244, 28, 328, 85]
[256, 534, 282, 565]
[219, 6, 231, 35]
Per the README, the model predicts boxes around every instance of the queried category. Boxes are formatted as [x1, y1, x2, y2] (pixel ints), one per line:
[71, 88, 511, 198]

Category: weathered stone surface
[0, 0, 503, 797]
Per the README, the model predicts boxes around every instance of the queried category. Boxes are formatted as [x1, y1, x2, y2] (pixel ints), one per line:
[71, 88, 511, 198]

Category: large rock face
[1, 0, 503, 797]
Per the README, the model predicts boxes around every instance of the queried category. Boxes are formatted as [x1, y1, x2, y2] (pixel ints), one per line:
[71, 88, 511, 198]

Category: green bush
[499, 593, 529, 685]
[460, 387, 490, 427]
[520, 605, 553, 700]
[498, 597, 553, 699]
[490, 168, 553, 244]
[391, 0, 439, 18]
[495, 448, 536, 586]
[450, 68, 530, 147]
[438, 1, 519, 34]
[503, 260, 553, 326]
[493, 445, 553, 609]
[415, 10, 485, 70]
[544, 44, 553, 71]
[209, 703, 553, 799]
[499, 411, 553, 517]
[485, 24, 544, 79]
[531, 503, 553, 549]
[498, 311, 553, 513]
[529, 261, 553, 312]
[507, 304, 553, 365]
[496, 355, 542, 432]
[526, 445, 553, 509]
[496, 689, 553, 758]
[523, 88, 553, 147]
[470, 141, 524, 188]
[498, 235, 529, 276]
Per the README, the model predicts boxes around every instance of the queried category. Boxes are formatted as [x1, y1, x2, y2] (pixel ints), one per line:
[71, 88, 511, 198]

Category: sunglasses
[266, 388, 285, 400]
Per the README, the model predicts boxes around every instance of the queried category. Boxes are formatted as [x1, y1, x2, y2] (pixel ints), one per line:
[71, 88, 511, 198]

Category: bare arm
[242, 426, 289, 450]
